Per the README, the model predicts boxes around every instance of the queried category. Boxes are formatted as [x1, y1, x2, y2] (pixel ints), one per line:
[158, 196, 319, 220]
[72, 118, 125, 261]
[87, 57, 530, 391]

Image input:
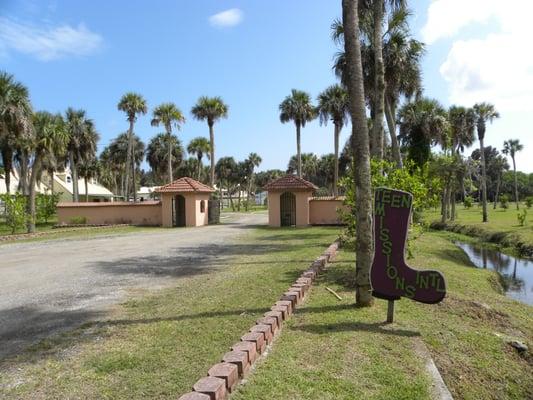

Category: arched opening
[280, 192, 296, 226]
[173, 195, 186, 227]
[200, 200, 206, 213]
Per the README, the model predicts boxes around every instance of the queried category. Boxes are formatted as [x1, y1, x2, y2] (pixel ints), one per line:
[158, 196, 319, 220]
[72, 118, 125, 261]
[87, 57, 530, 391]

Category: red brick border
[179, 240, 340, 399]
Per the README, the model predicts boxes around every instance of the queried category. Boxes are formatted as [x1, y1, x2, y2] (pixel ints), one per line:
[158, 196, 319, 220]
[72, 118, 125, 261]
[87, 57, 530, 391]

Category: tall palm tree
[473, 102, 499, 222]
[150, 103, 185, 183]
[187, 137, 211, 181]
[65, 108, 98, 201]
[502, 139, 524, 210]
[398, 98, 448, 169]
[279, 89, 317, 178]
[191, 96, 228, 187]
[78, 158, 101, 202]
[317, 84, 349, 196]
[244, 152, 262, 208]
[117, 92, 147, 201]
[0, 71, 33, 194]
[146, 133, 183, 183]
[27, 112, 68, 232]
[343, 0, 373, 306]
[491, 154, 509, 209]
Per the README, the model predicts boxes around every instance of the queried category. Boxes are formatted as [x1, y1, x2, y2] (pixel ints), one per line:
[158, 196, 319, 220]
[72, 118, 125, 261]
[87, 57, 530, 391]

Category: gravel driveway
[0, 212, 266, 360]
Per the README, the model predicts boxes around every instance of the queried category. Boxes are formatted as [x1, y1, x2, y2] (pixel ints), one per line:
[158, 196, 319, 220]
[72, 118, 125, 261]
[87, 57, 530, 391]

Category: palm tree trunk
[19, 152, 29, 195]
[1, 147, 13, 194]
[197, 155, 202, 181]
[513, 157, 519, 209]
[49, 170, 54, 195]
[85, 177, 89, 202]
[296, 122, 302, 178]
[451, 189, 456, 221]
[333, 123, 340, 196]
[209, 121, 215, 187]
[385, 98, 402, 168]
[69, 151, 78, 201]
[167, 130, 173, 183]
[124, 119, 134, 201]
[441, 186, 447, 223]
[494, 175, 500, 209]
[343, 0, 374, 307]
[132, 143, 137, 202]
[372, 0, 385, 162]
[480, 137, 488, 222]
[27, 157, 41, 233]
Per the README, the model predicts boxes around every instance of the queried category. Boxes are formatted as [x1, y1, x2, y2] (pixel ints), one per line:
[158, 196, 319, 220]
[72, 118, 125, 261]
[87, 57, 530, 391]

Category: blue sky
[1, 0, 531, 173]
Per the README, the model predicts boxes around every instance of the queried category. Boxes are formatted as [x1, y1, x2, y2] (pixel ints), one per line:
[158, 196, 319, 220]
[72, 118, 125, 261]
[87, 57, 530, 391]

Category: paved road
[0, 212, 267, 360]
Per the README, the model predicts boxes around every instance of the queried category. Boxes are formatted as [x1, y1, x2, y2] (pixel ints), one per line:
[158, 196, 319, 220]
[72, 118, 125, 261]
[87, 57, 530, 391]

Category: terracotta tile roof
[155, 177, 215, 193]
[264, 175, 318, 191]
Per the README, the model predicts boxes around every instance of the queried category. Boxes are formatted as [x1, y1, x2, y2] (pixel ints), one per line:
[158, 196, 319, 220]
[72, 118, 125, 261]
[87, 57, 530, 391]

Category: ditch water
[455, 241, 533, 305]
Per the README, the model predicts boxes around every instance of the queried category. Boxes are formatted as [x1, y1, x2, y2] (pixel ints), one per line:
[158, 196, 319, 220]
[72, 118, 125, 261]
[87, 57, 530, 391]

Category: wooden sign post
[370, 188, 446, 323]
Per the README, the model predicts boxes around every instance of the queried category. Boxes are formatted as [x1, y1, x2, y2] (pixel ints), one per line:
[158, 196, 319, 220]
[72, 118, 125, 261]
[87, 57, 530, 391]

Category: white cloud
[208, 8, 243, 28]
[422, 1, 533, 113]
[0, 17, 103, 61]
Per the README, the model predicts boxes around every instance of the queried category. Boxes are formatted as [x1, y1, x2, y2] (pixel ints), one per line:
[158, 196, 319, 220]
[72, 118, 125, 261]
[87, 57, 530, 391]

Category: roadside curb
[178, 240, 341, 400]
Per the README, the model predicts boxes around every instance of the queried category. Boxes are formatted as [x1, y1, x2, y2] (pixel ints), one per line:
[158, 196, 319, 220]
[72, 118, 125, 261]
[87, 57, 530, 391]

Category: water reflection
[455, 241, 532, 305]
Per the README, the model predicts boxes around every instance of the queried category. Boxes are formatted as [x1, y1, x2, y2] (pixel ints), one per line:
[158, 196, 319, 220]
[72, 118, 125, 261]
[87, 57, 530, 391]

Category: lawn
[424, 203, 533, 254]
[234, 231, 532, 400]
[0, 225, 339, 399]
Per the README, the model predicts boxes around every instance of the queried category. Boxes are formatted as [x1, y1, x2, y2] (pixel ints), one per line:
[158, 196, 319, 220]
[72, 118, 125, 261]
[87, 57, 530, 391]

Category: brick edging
[178, 240, 341, 400]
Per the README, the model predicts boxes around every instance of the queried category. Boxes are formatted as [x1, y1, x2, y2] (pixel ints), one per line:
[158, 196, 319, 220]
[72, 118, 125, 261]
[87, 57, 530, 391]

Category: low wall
[309, 197, 348, 225]
[57, 201, 162, 226]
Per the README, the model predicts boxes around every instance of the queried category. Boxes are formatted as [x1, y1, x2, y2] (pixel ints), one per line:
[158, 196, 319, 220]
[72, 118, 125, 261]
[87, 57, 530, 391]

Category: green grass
[0, 218, 58, 235]
[234, 231, 532, 400]
[0, 225, 339, 399]
[424, 203, 533, 255]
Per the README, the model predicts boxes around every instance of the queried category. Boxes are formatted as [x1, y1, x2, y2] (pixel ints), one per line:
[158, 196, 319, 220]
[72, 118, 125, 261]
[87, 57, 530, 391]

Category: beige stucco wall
[267, 190, 313, 227]
[309, 199, 348, 225]
[57, 202, 162, 226]
[160, 192, 210, 227]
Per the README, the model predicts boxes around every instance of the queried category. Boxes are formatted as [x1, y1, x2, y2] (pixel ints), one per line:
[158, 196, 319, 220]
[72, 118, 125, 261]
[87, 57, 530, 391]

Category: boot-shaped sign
[370, 188, 446, 304]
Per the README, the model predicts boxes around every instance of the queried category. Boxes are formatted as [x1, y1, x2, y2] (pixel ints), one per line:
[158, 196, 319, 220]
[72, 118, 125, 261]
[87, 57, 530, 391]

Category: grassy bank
[0, 226, 338, 399]
[234, 231, 532, 400]
[424, 204, 533, 256]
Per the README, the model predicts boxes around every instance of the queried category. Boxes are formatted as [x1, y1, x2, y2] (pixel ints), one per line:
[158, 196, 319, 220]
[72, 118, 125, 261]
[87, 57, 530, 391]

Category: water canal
[455, 241, 533, 305]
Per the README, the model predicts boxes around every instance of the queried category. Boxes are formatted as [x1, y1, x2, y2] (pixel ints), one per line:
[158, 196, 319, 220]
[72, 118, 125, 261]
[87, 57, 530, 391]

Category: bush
[525, 196, 533, 209]
[69, 216, 88, 225]
[463, 196, 473, 209]
[0, 193, 29, 234]
[500, 194, 509, 209]
[36, 193, 60, 223]
[517, 209, 527, 226]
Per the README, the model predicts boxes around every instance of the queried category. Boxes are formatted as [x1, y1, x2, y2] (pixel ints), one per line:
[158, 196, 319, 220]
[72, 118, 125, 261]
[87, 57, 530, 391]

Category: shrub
[500, 194, 509, 209]
[463, 196, 473, 209]
[36, 193, 60, 223]
[517, 209, 527, 226]
[0, 193, 29, 234]
[69, 216, 88, 225]
[525, 196, 533, 209]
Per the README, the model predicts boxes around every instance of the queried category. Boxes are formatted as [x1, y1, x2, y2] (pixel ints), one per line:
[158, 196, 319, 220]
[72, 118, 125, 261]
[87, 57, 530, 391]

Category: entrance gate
[280, 192, 296, 226]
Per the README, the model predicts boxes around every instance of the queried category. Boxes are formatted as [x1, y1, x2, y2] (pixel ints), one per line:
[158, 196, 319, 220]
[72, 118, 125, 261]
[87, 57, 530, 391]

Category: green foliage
[36, 193, 60, 223]
[500, 194, 509, 210]
[463, 196, 474, 209]
[525, 197, 533, 209]
[517, 209, 527, 226]
[1, 193, 28, 234]
[69, 216, 88, 225]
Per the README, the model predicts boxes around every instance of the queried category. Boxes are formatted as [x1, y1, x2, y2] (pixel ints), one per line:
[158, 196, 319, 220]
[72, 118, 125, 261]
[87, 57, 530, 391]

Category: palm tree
[117, 92, 147, 201]
[191, 96, 229, 187]
[187, 137, 211, 181]
[342, 0, 373, 306]
[502, 139, 524, 209]
[473, 102, 500, 222]
[65, 108, 99, 201]
[146, 133, 183, 183]
[491, 155, 509, 209]
[78, 158, 101, 202]
[27, 112, 68, 232]
[0, 71, 33, 194]
[244, 152, 262, 209]
[150, 103, 185, 183]
[287, 153, 319, 181]
[317, 84, 349, 196]
[279, 89, 317, 178]
[398, 98, 448, 169]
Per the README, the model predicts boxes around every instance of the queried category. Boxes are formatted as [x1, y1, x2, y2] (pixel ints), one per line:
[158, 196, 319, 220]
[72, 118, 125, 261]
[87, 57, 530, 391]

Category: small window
[200, 200, 206, 213]
[66, 176, 72, 183]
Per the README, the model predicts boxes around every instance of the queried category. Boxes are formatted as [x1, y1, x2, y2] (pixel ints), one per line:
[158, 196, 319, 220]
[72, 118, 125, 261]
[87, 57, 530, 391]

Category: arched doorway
[173, 195, 186, 227]
[280, 192, 296, 226]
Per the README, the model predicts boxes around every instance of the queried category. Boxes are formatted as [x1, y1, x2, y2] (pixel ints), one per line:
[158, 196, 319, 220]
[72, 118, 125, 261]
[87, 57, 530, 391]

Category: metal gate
[280, 192, 296, 226]
[173, 195, 186, 227]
